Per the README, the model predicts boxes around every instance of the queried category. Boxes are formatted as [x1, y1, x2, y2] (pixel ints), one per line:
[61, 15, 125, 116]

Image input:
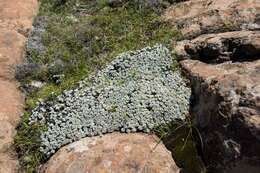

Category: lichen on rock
[30, 44, 191, 156]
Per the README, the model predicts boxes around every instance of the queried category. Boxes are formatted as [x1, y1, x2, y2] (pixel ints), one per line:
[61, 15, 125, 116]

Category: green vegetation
[15, 1, 181, 172]
[14, 1, 206, 173]
[23, 0, 181, 108]
[15, 112, 47, 173]
[155, 119, 206, 173]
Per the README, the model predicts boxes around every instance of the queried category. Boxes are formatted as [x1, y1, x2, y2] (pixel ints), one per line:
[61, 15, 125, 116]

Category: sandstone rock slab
[0, 0, 38, 172]
[42, 133, 180, 173]
[175, 31, 260, 63]
[163, 0, 260, 39]
[175, 30, 260, 172]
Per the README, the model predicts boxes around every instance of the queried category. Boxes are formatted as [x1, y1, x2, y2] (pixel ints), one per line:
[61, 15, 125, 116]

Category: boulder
[175, 31, 260, 172]
[162, 0, 260, 39]
[175, 31, 260, 63]
[41, 133, 180, 173]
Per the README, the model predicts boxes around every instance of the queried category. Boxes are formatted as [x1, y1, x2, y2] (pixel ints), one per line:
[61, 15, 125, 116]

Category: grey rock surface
[30, 45, 191, 156]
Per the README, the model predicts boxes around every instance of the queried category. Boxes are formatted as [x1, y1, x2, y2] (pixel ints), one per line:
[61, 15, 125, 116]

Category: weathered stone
[175, 30, 260, 172]
[175, 31, 260, 63]
[42, 133, 180, 173]
[0, 0, 38, 172]
[163, 0, 260, 39]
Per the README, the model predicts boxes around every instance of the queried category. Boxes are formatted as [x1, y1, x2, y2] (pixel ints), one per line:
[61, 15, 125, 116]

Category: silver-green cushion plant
[30, 44, 191, 156]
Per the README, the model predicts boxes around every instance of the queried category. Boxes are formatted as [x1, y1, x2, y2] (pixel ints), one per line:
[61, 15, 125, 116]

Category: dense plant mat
[15, 0, 205, 172]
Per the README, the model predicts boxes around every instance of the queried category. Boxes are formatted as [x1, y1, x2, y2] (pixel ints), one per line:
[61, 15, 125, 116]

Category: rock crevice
[170, 0, 260, 172]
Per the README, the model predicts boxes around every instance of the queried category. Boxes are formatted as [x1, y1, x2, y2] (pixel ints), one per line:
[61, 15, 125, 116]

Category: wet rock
[41, 133, 180, 173]
[163, 0, 260, 39]
[175, 31, 260, 172]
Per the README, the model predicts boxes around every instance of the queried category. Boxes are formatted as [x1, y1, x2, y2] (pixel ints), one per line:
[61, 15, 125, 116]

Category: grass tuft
[155, 119, 207, 173]
[15, 112, 47, 173]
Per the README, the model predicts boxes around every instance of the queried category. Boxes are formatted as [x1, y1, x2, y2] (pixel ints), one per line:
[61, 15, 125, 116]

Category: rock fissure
[172, 1, 260, 172]
[177, 31, 260, 64]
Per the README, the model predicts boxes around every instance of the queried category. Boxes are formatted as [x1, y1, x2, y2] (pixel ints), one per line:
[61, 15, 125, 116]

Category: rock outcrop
[0, 0, 38, 172]
[163, 0, 260, 39]
[176, 31, 260, 63]
[176, 32, 260, 172]
[170, 0, 260, 172]
[41, 133, 180, 173]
